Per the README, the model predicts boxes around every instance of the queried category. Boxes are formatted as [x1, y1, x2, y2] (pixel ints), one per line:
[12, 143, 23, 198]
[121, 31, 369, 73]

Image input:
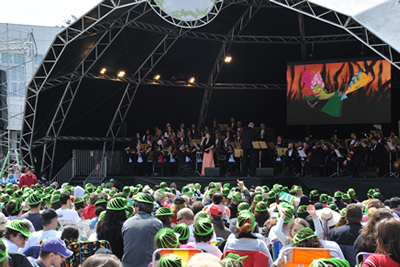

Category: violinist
[273, 136, 284, 174]
[370, 137, 388, 176]
[284, 142, 300, 176]
[345, 139, 366, 177]
[347, 133, 357, 147]
[201, 132, 215, 176]
[305, 141, 328, 176]
[152, 144, 167, 176]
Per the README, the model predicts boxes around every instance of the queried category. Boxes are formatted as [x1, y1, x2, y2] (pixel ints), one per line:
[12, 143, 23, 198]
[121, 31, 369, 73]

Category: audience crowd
[0, 170, 398, 267]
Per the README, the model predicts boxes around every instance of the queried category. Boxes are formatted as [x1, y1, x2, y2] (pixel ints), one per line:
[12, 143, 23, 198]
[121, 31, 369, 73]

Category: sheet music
[298, 150, 307, 158]
[387, 141, 396, 151]
[334, 149, 343, 158]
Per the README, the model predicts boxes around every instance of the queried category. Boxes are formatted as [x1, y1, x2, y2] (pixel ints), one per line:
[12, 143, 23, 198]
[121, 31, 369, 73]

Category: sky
[0, 0, 102, 27]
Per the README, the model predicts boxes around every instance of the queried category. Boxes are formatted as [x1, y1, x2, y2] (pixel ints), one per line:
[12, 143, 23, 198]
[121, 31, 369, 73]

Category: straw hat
[0, 213, 7, 230]
[316, 208, 341, 227]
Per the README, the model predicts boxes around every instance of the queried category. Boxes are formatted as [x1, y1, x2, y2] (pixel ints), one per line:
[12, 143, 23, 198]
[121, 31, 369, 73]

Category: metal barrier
[50, 158, 73, 185]
[74, 149, 123, 176]
[50, 149, 124, 186]
[83, 156, 108, 186]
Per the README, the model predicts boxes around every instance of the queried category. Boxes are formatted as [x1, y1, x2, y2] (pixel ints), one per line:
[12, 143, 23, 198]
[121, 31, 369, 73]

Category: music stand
[231, 142, 240, 148]
[383, 143, 399, 178]
[330, 149, 343, 177]
[253, 141, 267, 168]
[276, 148, 288, 176]
[234, 148, 243, 171]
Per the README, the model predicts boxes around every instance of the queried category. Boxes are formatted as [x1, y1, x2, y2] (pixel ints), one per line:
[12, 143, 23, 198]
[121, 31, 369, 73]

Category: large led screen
[287, 59, 391, 125]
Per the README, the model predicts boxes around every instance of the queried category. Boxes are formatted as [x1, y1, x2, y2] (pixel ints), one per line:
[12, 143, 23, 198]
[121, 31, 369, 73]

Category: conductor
[242, 122, 258, 176]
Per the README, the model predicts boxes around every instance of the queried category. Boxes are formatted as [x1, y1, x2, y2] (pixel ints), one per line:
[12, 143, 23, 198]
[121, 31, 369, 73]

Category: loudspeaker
[205, 167, 220, 177]
[256, 168, 274, 177]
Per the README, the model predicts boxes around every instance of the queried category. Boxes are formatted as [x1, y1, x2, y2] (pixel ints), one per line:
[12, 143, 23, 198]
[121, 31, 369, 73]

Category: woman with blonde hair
[170, 197, 187, 226]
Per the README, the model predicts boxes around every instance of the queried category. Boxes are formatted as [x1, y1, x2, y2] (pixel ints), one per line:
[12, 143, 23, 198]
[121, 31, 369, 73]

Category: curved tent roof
[20, 0, 400, 176]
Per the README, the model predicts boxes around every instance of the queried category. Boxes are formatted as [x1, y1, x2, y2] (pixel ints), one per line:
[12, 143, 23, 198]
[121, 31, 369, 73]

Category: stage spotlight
[224, 56, 232, 63]
[117, 71, 125, 78]
[100, 68, 106, 74]
[189, 77, 195, 84]
[154, 74, 160, 80]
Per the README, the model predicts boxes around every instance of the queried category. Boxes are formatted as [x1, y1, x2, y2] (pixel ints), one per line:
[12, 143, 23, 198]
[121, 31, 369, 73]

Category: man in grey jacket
[122, 192, 163, 267]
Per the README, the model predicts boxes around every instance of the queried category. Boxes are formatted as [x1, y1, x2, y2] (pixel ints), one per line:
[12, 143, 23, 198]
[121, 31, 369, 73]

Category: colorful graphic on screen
[286, 59, 391, 125]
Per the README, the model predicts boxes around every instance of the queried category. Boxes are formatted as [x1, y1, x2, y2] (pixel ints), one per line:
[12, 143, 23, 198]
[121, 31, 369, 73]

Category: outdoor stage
[111, 176, 400, 199]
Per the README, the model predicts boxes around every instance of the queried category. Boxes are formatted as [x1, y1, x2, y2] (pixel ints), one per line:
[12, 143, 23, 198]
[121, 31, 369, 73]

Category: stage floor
[110, 175, 400, 199]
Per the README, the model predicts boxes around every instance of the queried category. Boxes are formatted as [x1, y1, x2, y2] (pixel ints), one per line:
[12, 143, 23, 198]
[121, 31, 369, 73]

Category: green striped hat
[27, 194, 42, 206]
[222, 188, 230, 197]
[134, 192, 154, 204]
[95, 199, 107, 206]
[340, 208, 347, 218]
[1, 194, 10, 204]
[236, 211, 256, 232]
[50, 195, 60, 204]
[253, 194, 263, 203]
[13, 190, 23, 200]
[342, 193, 351, 200]
[74, 197, 84, 204]
[108, 189, 117, 196]
[155, 228, 179, 249]
[160, 182, 168, 188]
[122, 186, 131, 195]
[293, 227, 316, 244]
[156, 207, 173, 216]
[7, 220, 34, 238]
[193, 219, 214, 236]
[7, 200, 22, 214]
[297, 205, 308, 214]
[329, 203, 339, 212]
[334, 191, 343, 198]
[232, 192, 242, 202]
[319, 193, 329, 203]
[98, 210, 107, 221]
[194, 183, 201, 190]
[194, 211, 208, 222]
[125, 205, 134, 218]
[173, 223, 190, 241]
[347, 188, 356, 196]
[237, 202, 250, 212]
[158, 254, 181, 267]
[154, 190, 167, 200]
[255, 202, 268, 212]
[268, 191, 276, 199]
[107, 197, 128, 211]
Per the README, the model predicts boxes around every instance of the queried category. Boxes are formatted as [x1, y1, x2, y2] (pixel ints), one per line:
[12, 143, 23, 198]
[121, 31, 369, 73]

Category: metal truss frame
[269, 0, 400, 71]
[106, 32, 185, 141]
[126, 21, 362, 44]
[20, 0, 400, 175]
[83, 72, 286, 90]
[197, 0, 263, 129]
[21, 0, 150, 167]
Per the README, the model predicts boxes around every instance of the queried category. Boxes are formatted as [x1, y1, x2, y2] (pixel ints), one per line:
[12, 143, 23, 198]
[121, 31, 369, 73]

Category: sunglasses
[176, 217, 183, 222]
[18, 234, 28, 241]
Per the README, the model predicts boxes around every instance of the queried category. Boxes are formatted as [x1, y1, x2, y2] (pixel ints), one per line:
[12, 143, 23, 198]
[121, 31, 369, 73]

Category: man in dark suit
[346, 140, 366, 177]
[241, 122, 258, 176]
